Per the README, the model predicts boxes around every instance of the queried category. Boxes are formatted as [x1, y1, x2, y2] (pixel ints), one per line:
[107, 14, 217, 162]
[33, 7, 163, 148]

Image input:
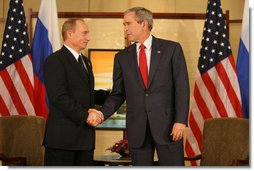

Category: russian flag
[32, 0, 60, 119]
[236, 1, 249, 118]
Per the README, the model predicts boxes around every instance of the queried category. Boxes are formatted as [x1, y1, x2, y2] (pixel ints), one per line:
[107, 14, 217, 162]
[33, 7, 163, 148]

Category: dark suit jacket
[101, 36, 190, 148]
[43, 46, 108, 151]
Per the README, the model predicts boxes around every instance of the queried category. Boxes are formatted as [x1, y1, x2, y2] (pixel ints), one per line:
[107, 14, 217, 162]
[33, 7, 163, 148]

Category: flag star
[205, 47, 208, 50]
[217, 22, 221, 26]
[222, 34, 226, 37]
[209, 20, 213, 24]
[0, 61, 2, 64]
[207, 10, 209, 13]
[218, 13, 222, 17]
[202, 36, 204, 40]
[203, 27, 206, 31]
[13, 37, 17, 41]
[219, 51, 223, 56]
[203, 56, 206, 59]
[215, 31, 219, 35]
[211, 49, 215, 53]
[20, 11, 23, 15]
[221, 42, 224, 46]
[23, 31, 26, 35]
[19, 49, 22, 53]
[213, 40, 217, 44]
[224, 25, 226, 29]
[206, 37, 210, 42]
[21, 40, 24, 44]
[24, 23, 27, 27]
[10, 17, 14, 21]
[210, 58, 214, 62]
[15, 0, 19, 3]
[211, 11, 215, 15]
[213, 2, 217, 6]
[6, 34, 9, 38]
[1, 52, 4, 56]
[9, 54, 13, 58]
[207, 29, 211, 32]
[13, 8, 16, 12]
[228, 46, 231, 49]
[205, 19, 208, 22]
[3, 43, 7, 47]
[11, 46, 15, 50]
[8, 25, 12, 29]
[201, 65, 204, 68]
[18, 20, 21, 24]
[15, 29, 19, 32]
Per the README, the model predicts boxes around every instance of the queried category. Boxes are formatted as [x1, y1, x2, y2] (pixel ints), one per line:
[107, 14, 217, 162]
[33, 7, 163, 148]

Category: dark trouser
[129, 123, 184, 166]
[44, 148, 94, 166]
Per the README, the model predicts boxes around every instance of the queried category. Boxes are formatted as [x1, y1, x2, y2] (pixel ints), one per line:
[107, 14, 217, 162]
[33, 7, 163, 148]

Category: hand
[86, 108, 104, 127]
[170, 122, 186, 141]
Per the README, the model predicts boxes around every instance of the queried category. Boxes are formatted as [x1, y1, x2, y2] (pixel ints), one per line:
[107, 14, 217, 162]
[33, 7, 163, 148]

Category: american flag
[0, 0, 36, 116]
[185, 0, 243, 166]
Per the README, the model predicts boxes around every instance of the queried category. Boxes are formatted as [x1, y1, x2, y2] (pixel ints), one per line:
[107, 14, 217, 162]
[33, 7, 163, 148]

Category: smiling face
[65, 20, 90, 52]
[123, 11, 150, 43]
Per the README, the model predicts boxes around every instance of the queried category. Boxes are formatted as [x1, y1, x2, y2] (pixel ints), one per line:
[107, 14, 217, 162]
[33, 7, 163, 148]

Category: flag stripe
[15, 55, 35, 110]
[216, 59, 243, 117]
[0, 69, 27, 115]
[202, 72, 228, 117]
[7, 60, 35, 115]
[22, 54, 34, 87]
[195, 73, 220, 117]
[0, 76, 18, 115]
[208, 64, 236, 117]
[0, 94, 10, 116]
[185, 140, 198, 166]
[189, 111, 203, 149]
[193, 83, 212, 119]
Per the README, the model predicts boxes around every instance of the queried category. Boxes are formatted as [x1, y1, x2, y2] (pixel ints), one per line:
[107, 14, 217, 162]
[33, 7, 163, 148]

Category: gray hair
[124, 7, 153, 31]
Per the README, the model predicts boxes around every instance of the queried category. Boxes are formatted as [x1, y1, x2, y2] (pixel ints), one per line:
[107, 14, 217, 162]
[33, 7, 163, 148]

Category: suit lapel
[62, 46, 90, 86]
[148, 37, 162, 89]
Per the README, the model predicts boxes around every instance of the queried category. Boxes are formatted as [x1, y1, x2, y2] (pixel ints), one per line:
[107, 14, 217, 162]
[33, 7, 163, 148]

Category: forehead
[76, 20, 89, 30]
[124, 11, 136, 22]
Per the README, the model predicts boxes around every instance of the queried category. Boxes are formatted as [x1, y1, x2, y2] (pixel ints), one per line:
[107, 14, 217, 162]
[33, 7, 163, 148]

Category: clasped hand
[86, 109, 104, 127]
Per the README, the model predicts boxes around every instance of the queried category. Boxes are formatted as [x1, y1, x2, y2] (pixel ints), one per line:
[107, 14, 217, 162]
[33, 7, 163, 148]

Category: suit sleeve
[100, 54, 126, 119]
[44, 56, 87, 125]
[172, 43, 190, 125]
[94, 89, 110, 105]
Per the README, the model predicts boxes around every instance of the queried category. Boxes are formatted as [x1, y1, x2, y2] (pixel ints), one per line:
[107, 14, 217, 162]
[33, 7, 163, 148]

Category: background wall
[0, 0, 245, 162]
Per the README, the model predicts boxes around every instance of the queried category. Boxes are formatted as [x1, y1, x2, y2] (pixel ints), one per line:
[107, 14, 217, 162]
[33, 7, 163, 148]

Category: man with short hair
[43, 18, 108, 166]
[89, 7, 190, 166]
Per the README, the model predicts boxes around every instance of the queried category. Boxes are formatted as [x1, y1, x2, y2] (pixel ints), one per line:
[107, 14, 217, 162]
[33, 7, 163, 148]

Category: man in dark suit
[88, 7, 190, 166]
[43, 18, 108, 166]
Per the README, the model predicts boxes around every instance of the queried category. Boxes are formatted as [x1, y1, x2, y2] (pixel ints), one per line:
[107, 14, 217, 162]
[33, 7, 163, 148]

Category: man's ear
[142, 20, 148, 29]
[66, 29, 73, 39]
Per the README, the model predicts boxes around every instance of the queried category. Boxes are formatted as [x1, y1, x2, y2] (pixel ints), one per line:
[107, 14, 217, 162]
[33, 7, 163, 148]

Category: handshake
[86, 109, 104, 127]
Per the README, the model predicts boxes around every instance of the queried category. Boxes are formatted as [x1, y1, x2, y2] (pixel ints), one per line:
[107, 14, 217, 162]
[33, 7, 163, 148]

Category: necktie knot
[140, 44, 145, 50]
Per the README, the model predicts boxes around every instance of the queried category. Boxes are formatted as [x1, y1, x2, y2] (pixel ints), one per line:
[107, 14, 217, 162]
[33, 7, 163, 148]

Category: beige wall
[0, 0, 246, 160]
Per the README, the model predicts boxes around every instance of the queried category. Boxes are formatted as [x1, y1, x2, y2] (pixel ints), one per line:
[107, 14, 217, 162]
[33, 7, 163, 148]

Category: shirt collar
[64, 44, 82, 61]
[136, 35, 152, 50]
